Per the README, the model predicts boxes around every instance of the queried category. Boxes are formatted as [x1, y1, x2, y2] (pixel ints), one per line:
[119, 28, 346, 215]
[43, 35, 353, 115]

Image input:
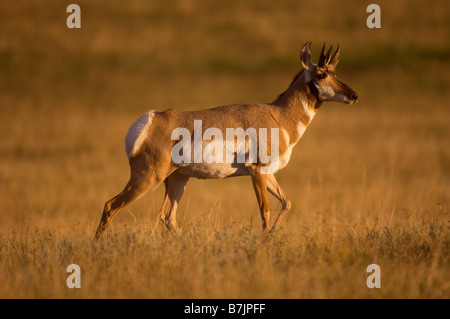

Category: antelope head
[300, 42, 358, 104]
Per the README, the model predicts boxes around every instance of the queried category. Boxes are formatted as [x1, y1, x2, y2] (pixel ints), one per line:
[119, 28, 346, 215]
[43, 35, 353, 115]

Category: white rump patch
[125, 110, 156, 159]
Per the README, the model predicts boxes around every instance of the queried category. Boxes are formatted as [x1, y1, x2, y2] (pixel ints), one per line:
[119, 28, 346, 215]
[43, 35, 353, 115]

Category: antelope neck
[306, 81, 321, 108]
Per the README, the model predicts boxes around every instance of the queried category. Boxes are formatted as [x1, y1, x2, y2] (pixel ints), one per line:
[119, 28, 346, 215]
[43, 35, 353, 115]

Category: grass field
[0, 0, 449, 298]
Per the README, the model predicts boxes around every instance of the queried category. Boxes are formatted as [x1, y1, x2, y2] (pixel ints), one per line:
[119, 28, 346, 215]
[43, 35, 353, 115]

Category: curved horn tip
[328, 43, 341, 68]
[301, 42, 313, 54]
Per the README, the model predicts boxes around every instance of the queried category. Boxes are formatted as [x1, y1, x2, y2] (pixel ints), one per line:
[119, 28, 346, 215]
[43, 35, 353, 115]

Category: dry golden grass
[0, 0, 449, 298]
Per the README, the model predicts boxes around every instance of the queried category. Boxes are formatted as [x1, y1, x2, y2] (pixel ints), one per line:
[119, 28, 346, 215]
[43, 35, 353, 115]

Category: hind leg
[95, 175, 158, 239]
[95, 155, 173, 239]
[159, 170, 189, 234]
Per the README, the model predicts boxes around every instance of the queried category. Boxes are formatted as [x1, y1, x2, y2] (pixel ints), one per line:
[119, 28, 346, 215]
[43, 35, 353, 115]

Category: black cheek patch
[306, 81, 320, 100]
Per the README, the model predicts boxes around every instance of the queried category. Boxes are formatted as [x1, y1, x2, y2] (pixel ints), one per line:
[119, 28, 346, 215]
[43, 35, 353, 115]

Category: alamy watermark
[366, 4, 381, 29]
[366, 264, 381, 288]
[171, 120, 280, 174]
[66, 264, 81, 288]
[66, 4, 81, 29]
[66, 4, 380, 30]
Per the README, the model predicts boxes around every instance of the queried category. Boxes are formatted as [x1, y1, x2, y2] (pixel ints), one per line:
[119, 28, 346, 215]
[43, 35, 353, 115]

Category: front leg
[266, 174, 291, 233]
[249, 165, 270, 232]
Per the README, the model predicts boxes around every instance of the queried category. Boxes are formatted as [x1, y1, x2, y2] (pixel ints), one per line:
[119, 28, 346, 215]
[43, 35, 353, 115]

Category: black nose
[351, 93, 358, 101]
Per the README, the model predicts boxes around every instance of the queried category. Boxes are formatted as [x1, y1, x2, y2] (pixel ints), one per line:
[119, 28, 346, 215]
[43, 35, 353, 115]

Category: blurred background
[0, 0, 448, 298]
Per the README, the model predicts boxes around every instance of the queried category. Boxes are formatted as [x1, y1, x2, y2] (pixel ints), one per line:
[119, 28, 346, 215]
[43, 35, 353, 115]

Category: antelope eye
[317, 73, 327, 80]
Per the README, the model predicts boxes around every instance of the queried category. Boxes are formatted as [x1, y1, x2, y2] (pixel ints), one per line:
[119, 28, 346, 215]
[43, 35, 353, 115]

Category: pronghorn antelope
[95, 42, 358, 239]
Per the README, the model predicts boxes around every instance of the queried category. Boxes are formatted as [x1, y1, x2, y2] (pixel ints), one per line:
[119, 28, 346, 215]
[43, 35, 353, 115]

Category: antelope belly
[177, 162, 249, 179]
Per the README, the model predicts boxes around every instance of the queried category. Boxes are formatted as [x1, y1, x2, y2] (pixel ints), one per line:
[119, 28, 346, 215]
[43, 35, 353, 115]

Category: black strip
[1, 299, 437, 318]
[306, 80, 319, 100]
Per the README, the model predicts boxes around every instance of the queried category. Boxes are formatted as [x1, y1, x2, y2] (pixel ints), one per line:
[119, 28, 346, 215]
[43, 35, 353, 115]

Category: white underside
[178, 162, 247, 179]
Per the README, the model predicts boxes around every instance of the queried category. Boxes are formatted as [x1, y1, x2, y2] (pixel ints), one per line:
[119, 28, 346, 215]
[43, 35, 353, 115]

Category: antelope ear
[300, 42, 314, 71]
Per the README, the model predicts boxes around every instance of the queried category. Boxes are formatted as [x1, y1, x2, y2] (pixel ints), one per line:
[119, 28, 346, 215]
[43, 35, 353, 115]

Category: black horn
[328, 44, 341, 70]
[317, 42, 327, 68]
[325, 45, 333, 64]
